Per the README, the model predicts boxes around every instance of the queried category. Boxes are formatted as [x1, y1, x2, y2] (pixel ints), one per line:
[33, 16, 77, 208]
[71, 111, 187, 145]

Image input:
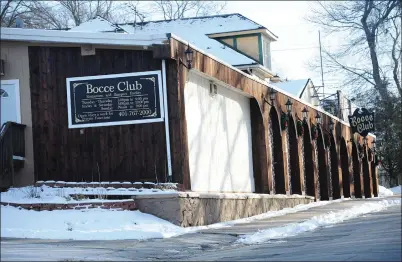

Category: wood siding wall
[170, 37, 378, 198]
[29, 47, 168, 182]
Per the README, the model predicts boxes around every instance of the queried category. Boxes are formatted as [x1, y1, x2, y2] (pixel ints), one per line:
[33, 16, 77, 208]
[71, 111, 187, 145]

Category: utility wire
[271, 43, 354, 52]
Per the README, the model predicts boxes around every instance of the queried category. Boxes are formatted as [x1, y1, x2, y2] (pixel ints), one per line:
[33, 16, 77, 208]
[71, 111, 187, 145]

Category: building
[274, 78, 320, 107]
[1, 14, 378, 202]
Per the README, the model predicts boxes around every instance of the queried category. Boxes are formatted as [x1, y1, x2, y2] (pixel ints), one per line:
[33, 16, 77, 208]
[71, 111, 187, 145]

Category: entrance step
[35, 181, 179, 190]
[0, 200, 137, 211]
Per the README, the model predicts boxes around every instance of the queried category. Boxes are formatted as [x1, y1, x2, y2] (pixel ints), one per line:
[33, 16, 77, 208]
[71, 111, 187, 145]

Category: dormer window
[208, 29, 276, 71]
[262, 36, 271, 70]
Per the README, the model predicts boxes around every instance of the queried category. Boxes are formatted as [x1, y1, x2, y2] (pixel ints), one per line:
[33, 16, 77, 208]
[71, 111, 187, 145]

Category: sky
[131, 1, 346, 96]
[136, 1, 343, 95]
[223, 1, 342, 94]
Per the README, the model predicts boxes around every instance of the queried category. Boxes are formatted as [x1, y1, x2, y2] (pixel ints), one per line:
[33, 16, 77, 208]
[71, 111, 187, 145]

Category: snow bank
[378, 185, 394, 197]
[1, 206, 187, 240]
[237, 198, 401, 245]
[0, 197, 347, 240]
[390, 185, 401, 194]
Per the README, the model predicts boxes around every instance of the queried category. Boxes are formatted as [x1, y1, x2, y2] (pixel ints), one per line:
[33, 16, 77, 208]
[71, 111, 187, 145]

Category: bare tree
[1, 0, 119, 29]
[2, 1, 227, 29]
[307, 0, 402, 187]
[151, 0, 226, 20]
[0, 0, 32, 27]
[389, 15, 401, 94]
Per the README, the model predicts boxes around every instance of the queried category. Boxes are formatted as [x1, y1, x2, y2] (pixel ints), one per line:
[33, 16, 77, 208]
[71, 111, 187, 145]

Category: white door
[1, 79, 21, 126]
[184, 72, 254, 193]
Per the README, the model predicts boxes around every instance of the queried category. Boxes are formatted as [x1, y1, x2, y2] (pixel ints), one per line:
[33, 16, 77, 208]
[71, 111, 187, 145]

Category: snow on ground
[378, 185, 394, 197]
[237, 198, 401, 245]
[1, 184, 399, 241]
[1, 198, 347, 240]
[0, 185, 178, 204]
[0, 206, 187, 240]
[189, 198, 350, 230]
[390, 185, 401, 194]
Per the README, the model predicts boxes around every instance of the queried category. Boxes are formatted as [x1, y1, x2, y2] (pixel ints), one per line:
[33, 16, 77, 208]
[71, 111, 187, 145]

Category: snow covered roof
[69, 16, 125, 33]
[0, 27, 167, 46]
[69, 13, 277, 67]
[273, 79, 310, 98]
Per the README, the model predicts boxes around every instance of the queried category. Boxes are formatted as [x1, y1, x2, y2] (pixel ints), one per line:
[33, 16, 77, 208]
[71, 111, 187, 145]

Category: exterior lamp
[285, 98, 293, 114]
[270, 89, 277, 102]
[315, 113, 322, 125]
[372, 139, 376, 151]
[302, 107, 309, 120]
[363, 136, 368, 146]
[328, 118, 334, 131]
[185, 43, 194, 69]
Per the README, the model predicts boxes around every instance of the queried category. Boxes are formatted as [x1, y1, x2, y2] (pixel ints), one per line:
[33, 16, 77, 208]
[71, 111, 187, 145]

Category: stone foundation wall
[133, 193, 314, 227]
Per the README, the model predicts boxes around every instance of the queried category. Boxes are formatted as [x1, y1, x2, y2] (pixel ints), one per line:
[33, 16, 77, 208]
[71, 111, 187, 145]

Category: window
[221, 38, 234, 47]
[216, 35, 260, 63]
[262, 38, 271, 70]
[236, 35, 259, 61]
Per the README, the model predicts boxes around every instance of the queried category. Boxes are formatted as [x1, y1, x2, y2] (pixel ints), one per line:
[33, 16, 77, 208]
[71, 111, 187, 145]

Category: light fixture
[285, 98, 292, 114]
[270, 88, 277, 102]
[328, 118, 334, 131]
[185, 43, 194, 69]
[302, 107, 309, 120]
[363, 136, 368, 146]
[315, 113, 322, 125]
[372, 139, 376, 150]
[0, 59, 4, 76]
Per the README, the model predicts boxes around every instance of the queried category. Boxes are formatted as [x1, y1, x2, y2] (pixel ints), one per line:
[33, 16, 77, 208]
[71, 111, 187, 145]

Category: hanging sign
[66, 71, 164, 128]
[348, 108, 375, 137]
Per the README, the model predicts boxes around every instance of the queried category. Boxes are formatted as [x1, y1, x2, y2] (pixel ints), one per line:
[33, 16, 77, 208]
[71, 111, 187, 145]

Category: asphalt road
[1, 196, 401, 261]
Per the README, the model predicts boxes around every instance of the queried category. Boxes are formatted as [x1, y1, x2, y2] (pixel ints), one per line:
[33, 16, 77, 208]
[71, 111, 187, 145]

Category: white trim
[207, 28, 278, 41]
[1, 79, 21, 124]
[0, 27, 167, 47]
[66, 71, 164, 129]
[169, 34, 367, 133]
[162, 60, 173, 179]
[235, 64, 275, 77]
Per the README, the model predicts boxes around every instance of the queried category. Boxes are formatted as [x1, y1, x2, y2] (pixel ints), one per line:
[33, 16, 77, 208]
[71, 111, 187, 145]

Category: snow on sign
[66, 71, 164, 128]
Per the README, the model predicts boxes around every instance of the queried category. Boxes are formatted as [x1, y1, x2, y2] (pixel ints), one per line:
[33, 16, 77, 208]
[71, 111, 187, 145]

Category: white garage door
[184, 72, 254, 193]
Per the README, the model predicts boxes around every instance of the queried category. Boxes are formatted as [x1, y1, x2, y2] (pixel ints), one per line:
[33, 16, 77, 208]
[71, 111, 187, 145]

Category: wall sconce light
[285, 98, 292, 114]
[185, 43, 194, 69]
[363, 136, 368, 146]
[270, 88, 277, 102]
[302, 107, 309, 120]
[328, 118, 334, 131]
[372, 139, 376, 151]
[209, 81, 217, 97]
[358, 143, 364, 159]
[315, 113, 322, 125]
[264, 88, 277, 106]
[0, 59, 5, 76]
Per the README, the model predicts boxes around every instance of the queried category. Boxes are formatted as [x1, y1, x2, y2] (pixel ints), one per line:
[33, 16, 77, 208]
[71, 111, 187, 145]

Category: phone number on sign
[118, 109, 153, 117]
